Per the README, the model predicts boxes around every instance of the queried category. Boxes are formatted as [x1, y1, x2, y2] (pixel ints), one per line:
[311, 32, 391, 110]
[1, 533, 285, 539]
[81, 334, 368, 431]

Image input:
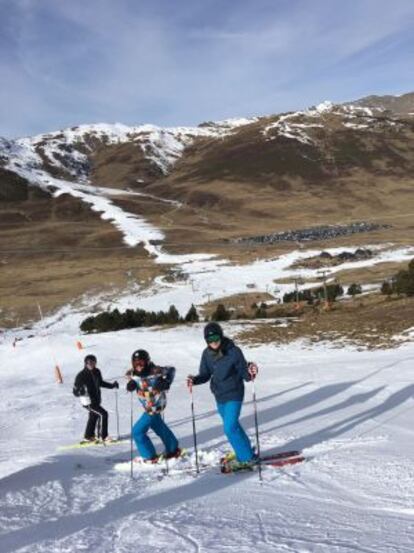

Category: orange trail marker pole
[54, 365, 63, 384]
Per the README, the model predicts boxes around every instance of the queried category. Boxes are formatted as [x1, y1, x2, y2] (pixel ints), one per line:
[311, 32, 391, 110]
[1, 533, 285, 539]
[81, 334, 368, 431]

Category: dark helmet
[131, 349, 150, 364]
[204, 322, 223, 342]
[84, 354, 97, 365]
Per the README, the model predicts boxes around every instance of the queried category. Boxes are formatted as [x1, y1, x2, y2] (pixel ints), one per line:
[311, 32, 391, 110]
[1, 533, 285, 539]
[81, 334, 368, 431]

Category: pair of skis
[112, 449, 305, 476]
[58, 438, 127, 451]
[220, 450, 305, 474]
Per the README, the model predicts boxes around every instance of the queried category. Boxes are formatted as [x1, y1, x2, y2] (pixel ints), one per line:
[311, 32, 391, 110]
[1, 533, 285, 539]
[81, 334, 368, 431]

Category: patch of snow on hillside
[262, 101, 337, 143]
[263, 113, 316, 144]
[311, 100, 335, 114]
[21, 243, 413, 336]
[0, 137, 12, 161]
[262, 100, 402, 144]
[0, 114, 260, 252]
[0, 117, 252, 249]
[199, 117, 258, 131]
[5, 155, 165, 248]
[343, 122, 370, 129]
[138, 118, 258, 174]
[11, 118, 258, 178]
[343, 104, 375, 117]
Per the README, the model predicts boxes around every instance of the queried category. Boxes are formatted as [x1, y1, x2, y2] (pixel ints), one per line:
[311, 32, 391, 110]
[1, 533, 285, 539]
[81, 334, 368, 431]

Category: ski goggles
[206, 334, 221, 343]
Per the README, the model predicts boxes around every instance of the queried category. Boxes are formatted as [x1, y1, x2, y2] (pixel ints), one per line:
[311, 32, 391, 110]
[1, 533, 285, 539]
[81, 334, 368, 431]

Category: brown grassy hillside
[1, 94, 414, 325]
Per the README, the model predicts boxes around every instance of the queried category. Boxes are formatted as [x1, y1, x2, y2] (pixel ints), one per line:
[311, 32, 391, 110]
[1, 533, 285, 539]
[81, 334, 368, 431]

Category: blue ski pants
[217, 400, 254, 462]
[133, 412, 178, 460]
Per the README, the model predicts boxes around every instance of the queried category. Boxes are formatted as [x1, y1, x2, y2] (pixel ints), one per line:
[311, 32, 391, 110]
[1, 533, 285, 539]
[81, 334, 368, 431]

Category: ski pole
[161, 411, 169, 475]
[189, 383, 200, 475]
[130, 393, 134, 480]
[115, 388, 120, 440]
[98, 414, 102, 443]
[89, 406, 103, 442]
[252, 377, 263, 483]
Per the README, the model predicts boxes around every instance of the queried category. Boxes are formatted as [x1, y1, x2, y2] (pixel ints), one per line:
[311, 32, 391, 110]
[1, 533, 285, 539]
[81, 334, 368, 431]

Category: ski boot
[79, 437, 99, 445]
[220, 451, 236, 465]
[164, 447, 186, 460]
[221, 457, 256, 474]
[102, 436, 118, 444]
[133, 455, 160, 465]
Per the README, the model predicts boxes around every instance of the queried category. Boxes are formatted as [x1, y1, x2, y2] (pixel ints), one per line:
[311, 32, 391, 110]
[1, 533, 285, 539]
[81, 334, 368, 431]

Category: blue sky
[1, 0, 413, 138]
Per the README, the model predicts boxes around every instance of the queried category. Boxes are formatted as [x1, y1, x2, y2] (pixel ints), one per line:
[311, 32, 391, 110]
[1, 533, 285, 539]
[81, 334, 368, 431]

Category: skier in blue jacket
[126, 349, 181, 463]
[187, 322, 258, 464]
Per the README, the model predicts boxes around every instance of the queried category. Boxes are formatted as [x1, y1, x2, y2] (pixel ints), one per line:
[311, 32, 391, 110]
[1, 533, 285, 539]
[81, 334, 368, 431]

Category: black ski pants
[84, 404, 108, 439]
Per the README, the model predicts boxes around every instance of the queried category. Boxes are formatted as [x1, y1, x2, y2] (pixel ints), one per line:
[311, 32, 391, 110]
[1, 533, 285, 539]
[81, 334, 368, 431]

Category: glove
[187, 375, 195, 389]
[112, 381, 119, 389]
[126, 380, 137, 392]
[73, 385, 86, 397]
[157, 378, 170, 392]
[248, 362, 258, 380]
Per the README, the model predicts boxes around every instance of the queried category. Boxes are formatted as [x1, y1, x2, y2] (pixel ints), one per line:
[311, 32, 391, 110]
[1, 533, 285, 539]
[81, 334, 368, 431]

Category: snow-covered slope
[1, 322, 414, 552]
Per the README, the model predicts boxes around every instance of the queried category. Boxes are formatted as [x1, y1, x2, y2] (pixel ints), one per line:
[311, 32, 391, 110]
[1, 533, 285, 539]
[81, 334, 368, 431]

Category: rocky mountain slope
[348, 91, 414, 115]
[1, 92, 413, 324]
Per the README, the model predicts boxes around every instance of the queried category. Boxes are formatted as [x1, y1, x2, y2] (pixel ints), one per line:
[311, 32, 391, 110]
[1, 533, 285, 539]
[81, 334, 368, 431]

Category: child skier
[187, 322, 258, 469]
[73, 354, 119, 443]
[126, 349, 181, 463]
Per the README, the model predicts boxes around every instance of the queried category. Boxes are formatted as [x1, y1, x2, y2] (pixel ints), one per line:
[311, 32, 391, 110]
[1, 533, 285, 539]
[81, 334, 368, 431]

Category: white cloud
[1, 0, 413, 137]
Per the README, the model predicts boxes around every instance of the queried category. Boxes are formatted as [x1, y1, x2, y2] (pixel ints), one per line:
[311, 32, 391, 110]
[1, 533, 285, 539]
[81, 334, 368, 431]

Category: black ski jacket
[73, 367, 115, 405]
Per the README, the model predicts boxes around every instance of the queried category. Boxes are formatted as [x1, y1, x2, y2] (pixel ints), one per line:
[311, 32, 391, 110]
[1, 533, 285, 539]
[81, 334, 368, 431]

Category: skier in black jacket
[73, 354, 119, 443]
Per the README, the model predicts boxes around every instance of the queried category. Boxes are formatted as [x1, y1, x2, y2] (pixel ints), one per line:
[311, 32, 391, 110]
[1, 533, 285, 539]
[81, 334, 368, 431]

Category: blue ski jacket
[193, 338, 251, 402]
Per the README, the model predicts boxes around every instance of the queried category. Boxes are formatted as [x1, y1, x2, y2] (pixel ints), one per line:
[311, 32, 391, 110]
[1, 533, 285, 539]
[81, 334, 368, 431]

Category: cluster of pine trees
[381, 259, 414, 297]
[283, 283, 344, 304]
[80, 300, 281, 333]
[80, 304, 199, 333]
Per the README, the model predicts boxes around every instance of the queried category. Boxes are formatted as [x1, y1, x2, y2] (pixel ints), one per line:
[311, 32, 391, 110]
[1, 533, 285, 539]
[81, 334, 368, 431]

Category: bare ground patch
[236, 294, 414, 350]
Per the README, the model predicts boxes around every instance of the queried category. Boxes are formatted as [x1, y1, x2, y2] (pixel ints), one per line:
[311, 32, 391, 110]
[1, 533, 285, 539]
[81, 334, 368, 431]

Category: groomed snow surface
[1, 322, 414, 553]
